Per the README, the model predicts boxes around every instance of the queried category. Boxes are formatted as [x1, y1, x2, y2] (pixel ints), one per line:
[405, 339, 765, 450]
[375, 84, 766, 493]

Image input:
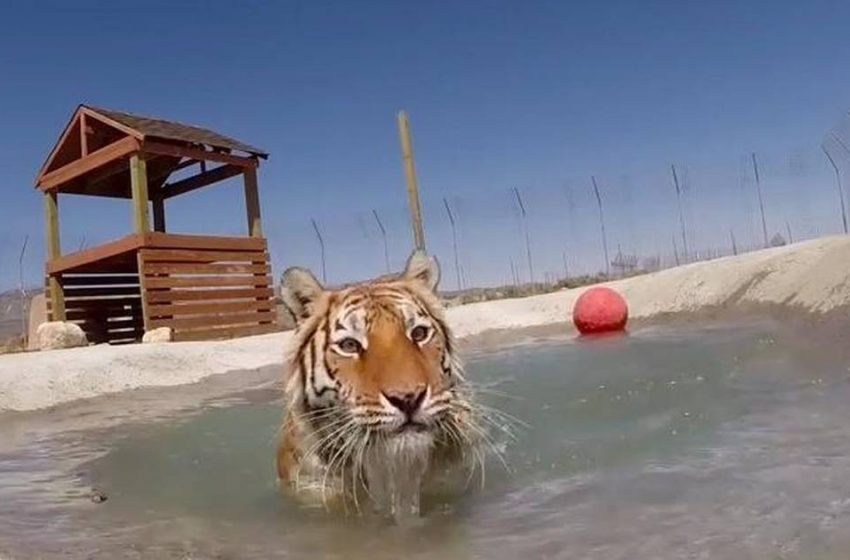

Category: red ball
[573, 286, 628, 335]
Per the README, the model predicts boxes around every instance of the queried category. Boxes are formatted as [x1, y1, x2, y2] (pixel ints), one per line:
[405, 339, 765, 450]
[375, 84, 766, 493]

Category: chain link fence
[4, 119, 850, 303]
[261, 136, 850, 294]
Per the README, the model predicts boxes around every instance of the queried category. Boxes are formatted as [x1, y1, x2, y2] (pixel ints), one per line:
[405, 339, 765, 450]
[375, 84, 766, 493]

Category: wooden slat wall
[46, 272, 143, 344]
[138, 240, 278, 342]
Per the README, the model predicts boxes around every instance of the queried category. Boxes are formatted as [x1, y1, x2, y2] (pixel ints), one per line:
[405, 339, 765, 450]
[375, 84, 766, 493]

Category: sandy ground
[2, 235, 849, 413]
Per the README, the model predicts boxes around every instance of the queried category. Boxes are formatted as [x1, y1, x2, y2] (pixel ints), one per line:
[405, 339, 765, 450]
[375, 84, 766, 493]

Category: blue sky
[3, 1, 850, 290]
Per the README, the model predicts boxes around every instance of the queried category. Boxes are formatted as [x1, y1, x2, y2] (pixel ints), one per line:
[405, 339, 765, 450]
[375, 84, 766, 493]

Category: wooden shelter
[35, 105, 278, 343]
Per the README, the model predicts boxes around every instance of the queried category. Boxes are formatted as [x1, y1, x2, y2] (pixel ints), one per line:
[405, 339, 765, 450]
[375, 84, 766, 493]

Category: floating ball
[573, 286, 628, 335]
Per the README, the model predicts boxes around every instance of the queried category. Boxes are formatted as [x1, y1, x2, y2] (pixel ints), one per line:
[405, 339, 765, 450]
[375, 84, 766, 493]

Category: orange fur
[275, 252, 480, 512]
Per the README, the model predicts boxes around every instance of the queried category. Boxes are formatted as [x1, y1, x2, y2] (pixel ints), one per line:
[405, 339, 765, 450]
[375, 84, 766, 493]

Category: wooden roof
[34, 105, 268, 198]
[86, 106, 268, 159]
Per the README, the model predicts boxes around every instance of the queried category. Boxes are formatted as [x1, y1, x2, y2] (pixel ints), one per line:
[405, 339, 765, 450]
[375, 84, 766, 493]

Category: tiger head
[278, 250, 481, 506]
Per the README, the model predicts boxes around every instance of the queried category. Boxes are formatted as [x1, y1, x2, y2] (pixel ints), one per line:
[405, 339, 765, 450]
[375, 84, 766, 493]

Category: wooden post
[136, 253, 151, 333]
[243, 166, 263, 237]
[396, 111, 426, 251]
[44, 191, 65, 320]
[130, 154, 150, 233]
[152, 193, 166, 232]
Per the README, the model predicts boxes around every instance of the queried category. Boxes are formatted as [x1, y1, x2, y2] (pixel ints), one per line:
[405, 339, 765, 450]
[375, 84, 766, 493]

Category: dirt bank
[2, 236, 849, 412]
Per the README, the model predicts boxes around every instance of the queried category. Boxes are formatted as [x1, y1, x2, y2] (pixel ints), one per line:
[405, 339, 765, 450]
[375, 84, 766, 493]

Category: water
[3, 318, 850, 558]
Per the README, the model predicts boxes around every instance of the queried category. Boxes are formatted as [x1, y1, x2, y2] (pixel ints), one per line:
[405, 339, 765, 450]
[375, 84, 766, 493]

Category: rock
[36, 321, 88, 351]
[89, 489, 108, 504]
[0, 335, 25, 355]
[142, 327, 173, 343]
[26, 293, 47, 351]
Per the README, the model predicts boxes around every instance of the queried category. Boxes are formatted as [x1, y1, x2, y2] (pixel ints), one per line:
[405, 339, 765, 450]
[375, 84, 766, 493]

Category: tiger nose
[382, 387, 427, 417]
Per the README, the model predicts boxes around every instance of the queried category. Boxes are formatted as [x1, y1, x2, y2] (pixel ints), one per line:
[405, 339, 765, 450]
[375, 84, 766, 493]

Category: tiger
[275, 250, 488, 518]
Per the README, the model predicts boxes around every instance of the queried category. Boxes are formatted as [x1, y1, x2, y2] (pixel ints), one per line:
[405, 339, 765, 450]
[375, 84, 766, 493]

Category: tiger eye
[338, 337, 362, 354]
[410, 325, 430, 343]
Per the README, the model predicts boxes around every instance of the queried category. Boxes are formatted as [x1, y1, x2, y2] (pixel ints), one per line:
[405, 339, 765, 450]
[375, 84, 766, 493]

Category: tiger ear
[280, 266, 324, 325]
[403, 249, 440, 291]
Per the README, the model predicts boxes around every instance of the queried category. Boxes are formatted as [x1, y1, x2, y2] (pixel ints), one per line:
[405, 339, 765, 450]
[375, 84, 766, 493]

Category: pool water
[3, 318, 850, 558]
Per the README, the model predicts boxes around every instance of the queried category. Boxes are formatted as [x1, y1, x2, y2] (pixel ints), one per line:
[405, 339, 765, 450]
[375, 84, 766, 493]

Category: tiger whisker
[437, 416, 480, 489]
[320, 422, 358, 508]
[469, 403, 528, 429]
[351, 428, 372, 514]
[476, 413, 521, 442]
[294, 416, 353, 494]
[465, 385, 523, 400]
[461, 417, 512, 476]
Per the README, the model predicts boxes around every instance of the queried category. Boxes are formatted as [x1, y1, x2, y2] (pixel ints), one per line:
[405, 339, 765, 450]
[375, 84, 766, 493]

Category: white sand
[2, 235, 849, 412]
[449, 234, 850, 337]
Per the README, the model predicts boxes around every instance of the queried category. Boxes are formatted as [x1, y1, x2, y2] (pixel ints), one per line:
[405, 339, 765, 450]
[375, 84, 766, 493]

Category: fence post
[396, 111, 426, 252]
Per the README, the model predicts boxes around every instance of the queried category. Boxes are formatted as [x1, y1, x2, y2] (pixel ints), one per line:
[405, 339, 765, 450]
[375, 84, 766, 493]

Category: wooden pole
[396, 111, 426, 252]
[136, 252, 151, 333]
[130, 154, 150, 234]
[243, 166, 263, 237]
[44, 191, 65, 320]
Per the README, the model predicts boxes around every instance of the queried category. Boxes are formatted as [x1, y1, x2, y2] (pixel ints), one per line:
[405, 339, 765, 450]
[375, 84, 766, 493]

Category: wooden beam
[62, 274, 139, 286]
[60, 154, 171, 199]
[149, 310, 276, 330]
[143, 262, 269, 275]
[161, 164, 243, 199]
[44, 192, 66, 320]
[63, 184, 132, 199]
[83, 154, 171, 190]
[83, 157, 131, 187]
[143, 275, 272, 289]
[243, 167, 263, 237]
[152, 194, 166, 232]
[142, 232, 266, 251]
[38, 136, 140, 190]
[44, 192, 61, 259]
[141, 140, 258, 169]
[146, 156, 193, 185]
[47, 233, 144, 275]
[62, 287, 140, 298]
[47, 233, 267, 276]
[145, 287, 274, 304]
[82, 107, 144, 140]
[140, 248, 268, 263]
[178, 158, 201, 172]
[130, 154, 151, 233]
[147, 300, 275, 318]
[137, 253, 151, 333]
[80, 112, 88, 156]
[36, 106, 85, 181]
